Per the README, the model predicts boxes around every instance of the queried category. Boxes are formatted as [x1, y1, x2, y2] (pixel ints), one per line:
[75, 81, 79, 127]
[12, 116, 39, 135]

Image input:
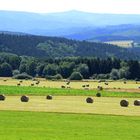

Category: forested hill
[0, 33, 139, 59]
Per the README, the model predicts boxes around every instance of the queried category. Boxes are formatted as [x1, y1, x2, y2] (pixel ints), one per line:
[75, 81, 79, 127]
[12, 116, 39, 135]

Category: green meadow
[0, 111, 139, 140]
[0, 85, 140, 98]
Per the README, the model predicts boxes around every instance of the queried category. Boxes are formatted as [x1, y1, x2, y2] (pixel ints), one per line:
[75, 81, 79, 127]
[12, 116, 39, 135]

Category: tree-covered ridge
[0, 33, 139, 59]
[0, 53, 140, 80]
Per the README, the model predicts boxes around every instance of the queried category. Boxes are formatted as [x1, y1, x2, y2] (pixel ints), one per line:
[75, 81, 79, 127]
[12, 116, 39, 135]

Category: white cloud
[0, 0, 140, 14]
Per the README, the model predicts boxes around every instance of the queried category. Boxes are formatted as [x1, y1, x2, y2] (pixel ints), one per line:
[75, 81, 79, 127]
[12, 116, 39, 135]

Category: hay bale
[46, 95, 53, 100]
[134, 100, 140, 106]
[61, 85, 65, 88]
[120, 100, 129, 107]
[105, 83, 108, 85]
[66, 81, 70, 85]
[82, 85, 86, 88]
[96, 93, 101, 97]
[0, 94, 5, 101]
[97, 86, 103, 91]
[20, 95, 29, 102]
[31, 83, 34, 86]
[124, 81, 126, 84]
[86, 97, 93, 103]
[17, 83, 20, 86]
[36, 81, 40, 85]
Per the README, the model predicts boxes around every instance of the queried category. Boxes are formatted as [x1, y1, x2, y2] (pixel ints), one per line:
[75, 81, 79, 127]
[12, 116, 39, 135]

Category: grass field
[0, 111, 139, 140]
[0, 96, 140, 116]
[0, 85, 140, 98]
[0, 78, 140, 139]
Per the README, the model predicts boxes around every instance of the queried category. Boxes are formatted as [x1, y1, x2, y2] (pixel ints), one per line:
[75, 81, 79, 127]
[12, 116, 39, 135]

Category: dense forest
[0, 53, 140, 80]
[0, 33, 140, 59]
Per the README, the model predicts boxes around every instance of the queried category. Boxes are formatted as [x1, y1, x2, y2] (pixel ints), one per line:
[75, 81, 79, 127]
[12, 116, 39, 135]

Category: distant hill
[66, 24, 140, 41]
[1, 10, 140, 40]
[0, 33, 139, 59]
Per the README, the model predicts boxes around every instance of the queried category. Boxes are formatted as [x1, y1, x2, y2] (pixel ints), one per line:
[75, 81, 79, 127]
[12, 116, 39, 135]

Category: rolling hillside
[0, 33, 139, 59]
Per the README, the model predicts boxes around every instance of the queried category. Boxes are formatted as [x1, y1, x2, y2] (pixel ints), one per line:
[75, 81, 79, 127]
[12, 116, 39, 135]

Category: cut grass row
[0, 85, 140, 97]
[0, 111, 139, 140]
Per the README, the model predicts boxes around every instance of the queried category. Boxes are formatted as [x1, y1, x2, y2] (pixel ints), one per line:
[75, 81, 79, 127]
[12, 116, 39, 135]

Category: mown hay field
[0, 96, 140, 116]
[0, 78, 140, 90]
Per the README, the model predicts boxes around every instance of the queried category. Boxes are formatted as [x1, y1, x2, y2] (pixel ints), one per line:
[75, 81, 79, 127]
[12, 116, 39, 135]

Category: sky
[0, 0, 140, 14]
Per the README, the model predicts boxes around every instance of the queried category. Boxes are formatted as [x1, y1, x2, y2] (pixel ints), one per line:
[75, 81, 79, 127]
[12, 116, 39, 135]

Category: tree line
[0, 53, 140, 80]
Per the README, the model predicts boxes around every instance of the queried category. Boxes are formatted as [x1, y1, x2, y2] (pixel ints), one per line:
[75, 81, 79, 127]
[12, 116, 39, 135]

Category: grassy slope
[0, 111, 139, 140]
[0, 85, 140, 98]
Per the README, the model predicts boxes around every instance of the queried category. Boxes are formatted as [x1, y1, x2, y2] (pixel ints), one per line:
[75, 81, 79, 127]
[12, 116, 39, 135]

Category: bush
[69, 72, 83, 80]
[135, 78, 140, 81]
[110, 69, 119, 80]
[12, 70, 20, 76]
[14, 73, 32, 79]
[46, 74, 63, 80]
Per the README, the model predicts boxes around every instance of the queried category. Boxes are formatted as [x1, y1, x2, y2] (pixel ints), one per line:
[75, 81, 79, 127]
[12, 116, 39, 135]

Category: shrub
[46, 74, 63, 80]
[69, 72, 83, 80]
[12, 70, 20, 76]
[97, 74, 110, 79]
[14, 73, 32, 79]
[110, 69, 119, 80]
[135, 78, 140, 81]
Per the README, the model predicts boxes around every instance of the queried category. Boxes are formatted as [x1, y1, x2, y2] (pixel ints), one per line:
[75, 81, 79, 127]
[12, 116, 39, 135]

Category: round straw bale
[96, 93, 101, 97]
[0, 94, 5, 101]
[61, 85, 65, 88]
[134, 100, 140, 106]
[86, 97, 93, 103]
[21, 95, 29, 102]
[82, 85, 86, 88]
[31, 83, 34, 86]
[120, 100, 129, 107]
[46, 95, 53, 100]
[17, 83, 21, 86]
[97, 86, 103, 91]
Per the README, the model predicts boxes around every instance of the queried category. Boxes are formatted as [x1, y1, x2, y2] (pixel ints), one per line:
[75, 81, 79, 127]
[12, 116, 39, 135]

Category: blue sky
[0, 0, 140, 14]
